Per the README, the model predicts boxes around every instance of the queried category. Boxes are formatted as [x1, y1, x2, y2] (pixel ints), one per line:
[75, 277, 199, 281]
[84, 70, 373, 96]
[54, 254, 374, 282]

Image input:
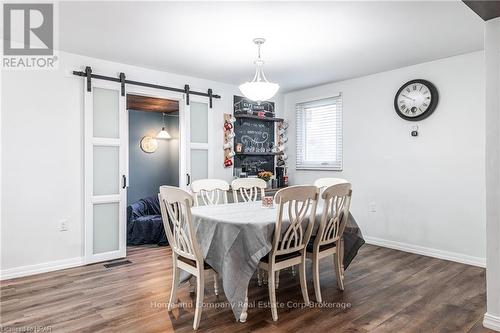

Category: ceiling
[59, 1, 484, 92]
[463, 0, 500, 21]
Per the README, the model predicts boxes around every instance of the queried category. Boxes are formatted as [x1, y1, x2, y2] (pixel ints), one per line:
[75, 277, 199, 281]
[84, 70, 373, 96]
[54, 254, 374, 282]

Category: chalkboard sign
[235, 119, 274, 154]
[234, 155, 275, 176]
[233, 95, 275, 117]
[233, 96, 276, 176]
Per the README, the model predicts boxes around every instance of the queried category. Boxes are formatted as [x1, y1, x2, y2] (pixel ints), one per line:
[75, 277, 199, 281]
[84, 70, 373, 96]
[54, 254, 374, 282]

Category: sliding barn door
[181, 98, 212, 189]
[84, 80, 127, 264]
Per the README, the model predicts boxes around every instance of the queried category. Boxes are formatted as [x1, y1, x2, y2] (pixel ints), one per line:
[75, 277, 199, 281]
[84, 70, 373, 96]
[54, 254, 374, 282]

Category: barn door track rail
[73, 66, 221, 108]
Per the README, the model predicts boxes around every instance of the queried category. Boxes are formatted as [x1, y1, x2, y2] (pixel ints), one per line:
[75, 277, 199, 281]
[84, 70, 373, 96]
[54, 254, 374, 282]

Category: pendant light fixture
[156, 112, 171, 139]
[239, 38, 279, 103]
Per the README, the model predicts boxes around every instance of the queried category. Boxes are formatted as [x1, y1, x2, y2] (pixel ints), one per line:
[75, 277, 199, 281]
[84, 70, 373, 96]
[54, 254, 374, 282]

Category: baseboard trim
[364, 236, 486, 268]
[0, 257, 84, 281]
[484, 313, 500, 331]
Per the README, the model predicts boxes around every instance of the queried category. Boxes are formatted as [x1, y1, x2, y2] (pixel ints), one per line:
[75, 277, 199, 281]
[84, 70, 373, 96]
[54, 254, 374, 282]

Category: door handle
[122, 175, 127, 189]
[186, 173, 191, 186]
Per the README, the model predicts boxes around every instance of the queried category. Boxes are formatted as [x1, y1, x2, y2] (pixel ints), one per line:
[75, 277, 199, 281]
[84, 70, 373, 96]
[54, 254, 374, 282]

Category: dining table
[190, 200, 365, 322]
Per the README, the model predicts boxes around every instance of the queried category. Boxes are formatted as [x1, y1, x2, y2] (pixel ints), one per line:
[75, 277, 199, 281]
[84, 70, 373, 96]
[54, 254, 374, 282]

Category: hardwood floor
[0, 245, 494, 333]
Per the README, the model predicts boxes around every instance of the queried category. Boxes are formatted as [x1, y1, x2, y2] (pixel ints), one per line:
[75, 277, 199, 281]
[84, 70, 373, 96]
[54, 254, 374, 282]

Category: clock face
[394, 79, 438, 121]
[140, 136, 158, 153]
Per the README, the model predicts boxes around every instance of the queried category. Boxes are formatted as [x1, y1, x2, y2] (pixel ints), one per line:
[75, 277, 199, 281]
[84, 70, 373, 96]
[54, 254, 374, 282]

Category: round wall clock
[394, 79, 439, 121]
[140, 136, 158, 153]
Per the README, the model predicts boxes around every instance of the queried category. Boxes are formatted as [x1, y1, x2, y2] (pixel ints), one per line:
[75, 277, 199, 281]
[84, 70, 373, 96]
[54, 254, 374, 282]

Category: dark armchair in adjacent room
[127, 196, 168, 246]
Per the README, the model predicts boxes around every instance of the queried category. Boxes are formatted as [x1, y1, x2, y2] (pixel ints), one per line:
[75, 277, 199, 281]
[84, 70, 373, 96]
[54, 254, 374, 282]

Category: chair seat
[260, 251, 302, 263]
[306, 240, 337, 253]
[178, 256, 213, 270]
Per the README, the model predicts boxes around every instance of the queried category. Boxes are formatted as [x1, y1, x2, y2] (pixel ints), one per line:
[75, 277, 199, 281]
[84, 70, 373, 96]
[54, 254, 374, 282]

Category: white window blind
[296, 95, 343, 170]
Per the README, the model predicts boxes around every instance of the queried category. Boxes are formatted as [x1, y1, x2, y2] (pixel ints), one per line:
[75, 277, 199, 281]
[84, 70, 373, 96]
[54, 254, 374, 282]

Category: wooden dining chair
[231, 177, 268, 285]
[314, 177, 348, 193]
[191, 179, 229, 206]
[231, 177, 267, 203]
[158, 186, 219, 330]
[258, 185, 319, 321]
[307, 183, 352, 303]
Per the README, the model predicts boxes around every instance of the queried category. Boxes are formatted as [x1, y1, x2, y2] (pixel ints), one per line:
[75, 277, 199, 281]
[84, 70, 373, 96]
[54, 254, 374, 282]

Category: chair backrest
[314, 178, 348, 197]
[158, 186, 202, 261]
[191, 179, 229, 206]
[314, 183, 352, 250]
[231, 178, 267, 203]
[270, 185, 319, 260]
[314, 177, 348, 190]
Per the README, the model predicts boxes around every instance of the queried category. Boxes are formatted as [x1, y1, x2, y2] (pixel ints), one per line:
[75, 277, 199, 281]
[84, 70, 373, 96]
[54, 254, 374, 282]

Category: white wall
[0, 49, 485, 277]
[284, 51, 486, 265]
[484, 17, 500, 332]
[0, 51, 283, 276]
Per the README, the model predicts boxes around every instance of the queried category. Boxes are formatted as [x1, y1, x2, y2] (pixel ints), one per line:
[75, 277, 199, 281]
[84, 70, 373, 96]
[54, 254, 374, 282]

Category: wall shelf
[234, 114, 284, 122]
[235, 152, 283, 156]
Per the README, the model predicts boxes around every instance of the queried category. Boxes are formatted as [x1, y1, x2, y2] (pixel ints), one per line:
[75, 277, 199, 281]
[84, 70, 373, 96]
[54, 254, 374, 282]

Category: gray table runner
[190, 201, 364, 320]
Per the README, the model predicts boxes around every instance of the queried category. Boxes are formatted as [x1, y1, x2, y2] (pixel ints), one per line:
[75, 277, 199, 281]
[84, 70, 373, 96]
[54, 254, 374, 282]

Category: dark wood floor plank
[0, 244, 488, 332]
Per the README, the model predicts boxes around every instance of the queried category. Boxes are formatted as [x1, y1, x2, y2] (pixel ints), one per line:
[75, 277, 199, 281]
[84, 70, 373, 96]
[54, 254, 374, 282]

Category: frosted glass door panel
[93, 87, 119, 138]
[191, 149, 208, 181]
[190, 102, 208, 143]
[85, 80, 126, 264]
[93, 146, 119, 195]
[93, 203, 119, 254]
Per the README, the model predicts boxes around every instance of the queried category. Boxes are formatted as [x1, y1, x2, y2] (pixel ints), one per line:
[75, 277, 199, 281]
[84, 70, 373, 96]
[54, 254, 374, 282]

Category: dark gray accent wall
[128, 110, 179, 205]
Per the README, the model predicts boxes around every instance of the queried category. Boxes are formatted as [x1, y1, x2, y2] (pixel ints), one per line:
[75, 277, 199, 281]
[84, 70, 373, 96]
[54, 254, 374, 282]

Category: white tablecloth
[190, 201, 364, 320]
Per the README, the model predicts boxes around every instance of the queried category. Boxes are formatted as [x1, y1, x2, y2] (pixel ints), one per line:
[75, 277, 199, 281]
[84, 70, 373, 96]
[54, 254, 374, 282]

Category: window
[296, 95, 343, 170]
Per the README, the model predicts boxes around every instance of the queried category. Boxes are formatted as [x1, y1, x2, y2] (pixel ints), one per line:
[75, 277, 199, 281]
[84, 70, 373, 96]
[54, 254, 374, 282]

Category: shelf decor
[258, 171, 274, 189]
[234, 114, 284, 122]
[257, 171, 273, 182]
[223, 113, 235, 168]
[276, 121, 288, 167]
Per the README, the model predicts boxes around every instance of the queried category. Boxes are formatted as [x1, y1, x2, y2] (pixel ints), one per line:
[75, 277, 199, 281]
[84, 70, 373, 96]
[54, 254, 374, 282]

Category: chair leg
[334, 252, 345, 291]
[299, 258, 310, 305]
[168, 265, 180, 311]
[193, 271, 205, 330]
[189, 275, 196, 293]
[267, 269, 278, 321]
[213, 273, 219, 296]
[312, 254, 322, 303]
[340, 238, 345, 275]
[275, 270, 280, 290]
[257, 268, 262, 286]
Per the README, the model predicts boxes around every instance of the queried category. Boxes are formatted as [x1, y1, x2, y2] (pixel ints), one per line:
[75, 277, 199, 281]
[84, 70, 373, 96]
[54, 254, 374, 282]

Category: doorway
[127, 94, 180, 204]
[125, 95, 180, 247]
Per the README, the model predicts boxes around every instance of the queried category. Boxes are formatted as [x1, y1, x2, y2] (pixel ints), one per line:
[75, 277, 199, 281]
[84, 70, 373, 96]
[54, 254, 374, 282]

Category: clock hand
[402, 94, 415, 102]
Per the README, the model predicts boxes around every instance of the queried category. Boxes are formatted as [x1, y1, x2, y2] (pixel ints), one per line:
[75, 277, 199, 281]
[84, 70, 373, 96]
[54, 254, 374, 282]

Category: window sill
[296, 167, 343, 171]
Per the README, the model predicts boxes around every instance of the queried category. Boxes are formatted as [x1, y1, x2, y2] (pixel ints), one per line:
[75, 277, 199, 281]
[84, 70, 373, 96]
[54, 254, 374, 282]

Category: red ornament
[224, 122, 233, 131]
[224, 158, 233, 167]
